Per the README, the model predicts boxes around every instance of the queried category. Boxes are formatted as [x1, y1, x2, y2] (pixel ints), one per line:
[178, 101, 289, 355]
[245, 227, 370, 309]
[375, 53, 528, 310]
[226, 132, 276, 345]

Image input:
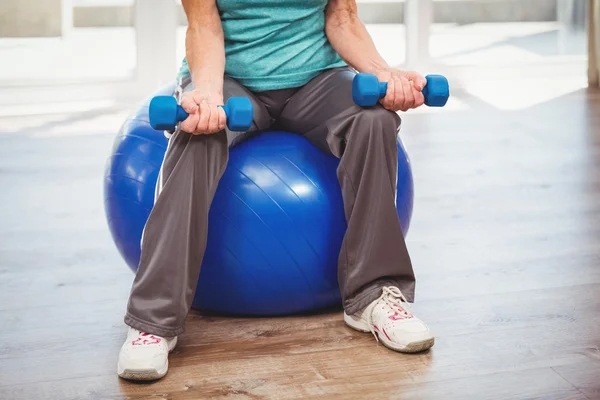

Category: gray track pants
[125, 67, 416, 337]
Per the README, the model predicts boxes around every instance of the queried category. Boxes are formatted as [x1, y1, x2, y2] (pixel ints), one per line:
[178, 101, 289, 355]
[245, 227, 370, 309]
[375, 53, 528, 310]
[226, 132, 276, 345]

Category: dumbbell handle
[172, 103, 190, 124]
[353, 73, 450, 108]
[149, 96, 253, 132]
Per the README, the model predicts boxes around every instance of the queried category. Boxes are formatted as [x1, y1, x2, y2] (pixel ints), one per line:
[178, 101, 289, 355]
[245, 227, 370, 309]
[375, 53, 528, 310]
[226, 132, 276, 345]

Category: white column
[135, 0, 178, 92]
[405, 0, 433, 69]
[589, 0, 600, 87]
[62, 0, 73, 37]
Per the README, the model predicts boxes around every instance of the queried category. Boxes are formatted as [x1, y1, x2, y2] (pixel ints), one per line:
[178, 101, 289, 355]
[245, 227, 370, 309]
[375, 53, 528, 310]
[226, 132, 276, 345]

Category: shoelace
[131, 330, 163, 346]
[368, 286, 413, 342]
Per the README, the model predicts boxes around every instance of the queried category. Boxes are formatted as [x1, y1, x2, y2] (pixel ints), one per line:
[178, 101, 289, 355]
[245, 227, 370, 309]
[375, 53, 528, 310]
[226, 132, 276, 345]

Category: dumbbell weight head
[222, 97, 254, 132]
[149, 96, 187, 131]
[352, 73, 386, 107]
[422, 75, 449, 107]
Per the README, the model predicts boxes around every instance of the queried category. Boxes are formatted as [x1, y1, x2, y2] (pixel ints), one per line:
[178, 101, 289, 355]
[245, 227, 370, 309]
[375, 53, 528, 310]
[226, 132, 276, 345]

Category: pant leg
[278, 67, 416, 315]
[125, 76, 272, 337]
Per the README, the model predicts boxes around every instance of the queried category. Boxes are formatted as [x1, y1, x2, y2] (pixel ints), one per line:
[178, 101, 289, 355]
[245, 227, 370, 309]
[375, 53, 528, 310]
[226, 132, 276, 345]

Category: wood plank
[0, 364, 589, 400]
[553, 361, 600, 400]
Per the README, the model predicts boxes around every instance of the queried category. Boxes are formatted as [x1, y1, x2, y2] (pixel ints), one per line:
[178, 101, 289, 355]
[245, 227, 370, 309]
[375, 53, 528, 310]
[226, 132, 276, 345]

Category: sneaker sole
[117, 364, 168, 381]
[117, 337, 178, 381]
[381, 337, 435, 353]
[344, 313, 435, 354]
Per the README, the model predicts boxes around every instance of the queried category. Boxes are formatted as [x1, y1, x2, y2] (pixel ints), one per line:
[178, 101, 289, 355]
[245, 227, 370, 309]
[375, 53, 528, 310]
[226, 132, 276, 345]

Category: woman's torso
[178, 0, 346, 92]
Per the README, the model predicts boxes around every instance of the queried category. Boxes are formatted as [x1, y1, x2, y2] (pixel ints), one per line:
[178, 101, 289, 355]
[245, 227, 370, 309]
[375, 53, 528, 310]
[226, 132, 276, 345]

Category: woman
[117, 0, 434, 381]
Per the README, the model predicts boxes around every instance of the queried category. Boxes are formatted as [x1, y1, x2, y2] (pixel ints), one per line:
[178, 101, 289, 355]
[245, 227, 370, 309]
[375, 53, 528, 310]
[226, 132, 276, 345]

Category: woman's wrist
[373, 66, 394, 81]
[364, 61, 391, 75]
[190, 77, 224, 103]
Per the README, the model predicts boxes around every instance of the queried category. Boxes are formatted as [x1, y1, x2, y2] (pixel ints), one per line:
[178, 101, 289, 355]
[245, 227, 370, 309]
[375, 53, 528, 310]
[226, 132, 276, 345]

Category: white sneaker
[344, 286, 434, 353]
[117, 327, 178, 381]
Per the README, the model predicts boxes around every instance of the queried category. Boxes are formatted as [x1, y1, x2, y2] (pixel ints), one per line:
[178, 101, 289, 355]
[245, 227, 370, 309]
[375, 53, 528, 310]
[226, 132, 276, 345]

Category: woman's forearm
[183, 0, 225, 98]
[325, 2, 389, 74]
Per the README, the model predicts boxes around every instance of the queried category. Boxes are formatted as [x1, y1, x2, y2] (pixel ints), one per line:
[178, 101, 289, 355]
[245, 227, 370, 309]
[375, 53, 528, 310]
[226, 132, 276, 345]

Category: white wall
[0, 0, 65, 37]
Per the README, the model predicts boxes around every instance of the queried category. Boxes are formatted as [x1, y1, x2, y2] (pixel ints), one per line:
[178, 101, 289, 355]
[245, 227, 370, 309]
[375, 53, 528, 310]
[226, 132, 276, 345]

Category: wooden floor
[1, 77, 600, 400]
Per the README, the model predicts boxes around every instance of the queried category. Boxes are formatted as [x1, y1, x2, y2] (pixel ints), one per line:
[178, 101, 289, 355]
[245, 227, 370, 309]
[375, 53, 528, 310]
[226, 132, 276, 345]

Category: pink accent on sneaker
[374, 325, 392, 341]
[381, 327, 392, 342]
[389, 304, 414, 321]
[389, 311, 413, 321]
[132, 333, 162, 346]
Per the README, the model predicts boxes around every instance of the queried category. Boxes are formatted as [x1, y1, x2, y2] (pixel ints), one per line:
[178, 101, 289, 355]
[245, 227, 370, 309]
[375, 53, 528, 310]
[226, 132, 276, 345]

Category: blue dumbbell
[149, 96, 254, 132]
[352, 73, 449, 107]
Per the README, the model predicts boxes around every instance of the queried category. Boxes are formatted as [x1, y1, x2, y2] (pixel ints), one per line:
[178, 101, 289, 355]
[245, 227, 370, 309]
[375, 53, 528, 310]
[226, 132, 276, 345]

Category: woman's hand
[324, 0, 426, 112]
[375, 69, 427, 112]
[179, 90, 227, 135]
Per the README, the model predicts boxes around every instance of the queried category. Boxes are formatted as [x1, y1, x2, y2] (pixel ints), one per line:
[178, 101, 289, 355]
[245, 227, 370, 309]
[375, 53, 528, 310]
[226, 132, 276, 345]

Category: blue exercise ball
[104, 85, 414, 316]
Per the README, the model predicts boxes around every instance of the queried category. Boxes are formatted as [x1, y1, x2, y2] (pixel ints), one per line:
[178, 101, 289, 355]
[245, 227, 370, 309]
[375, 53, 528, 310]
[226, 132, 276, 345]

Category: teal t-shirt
[177, 0, 347, 92]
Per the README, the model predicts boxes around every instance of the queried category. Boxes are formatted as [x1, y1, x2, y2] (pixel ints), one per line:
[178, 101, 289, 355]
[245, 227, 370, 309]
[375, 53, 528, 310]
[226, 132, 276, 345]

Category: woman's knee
[351, 106, 401, 144]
